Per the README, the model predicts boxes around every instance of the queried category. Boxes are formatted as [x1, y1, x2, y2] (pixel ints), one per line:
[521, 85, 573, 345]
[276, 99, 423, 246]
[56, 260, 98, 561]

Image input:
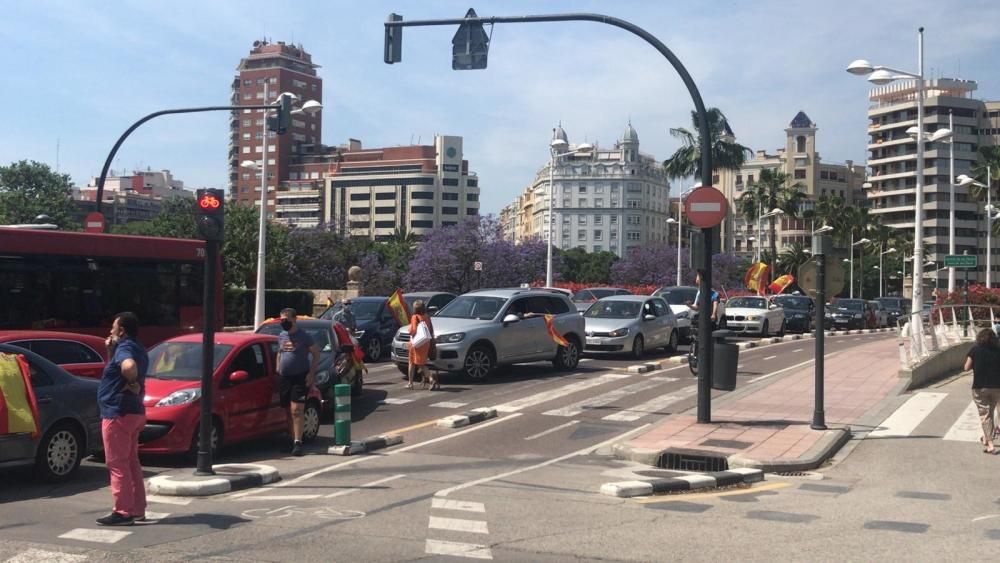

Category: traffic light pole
[811, 236, 828, 430]
[194, 237, 219, 475]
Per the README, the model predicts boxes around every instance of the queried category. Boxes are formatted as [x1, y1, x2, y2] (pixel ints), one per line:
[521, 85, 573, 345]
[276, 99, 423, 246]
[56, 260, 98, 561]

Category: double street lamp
[958, 173, 994, 288]
[545, 137, 593, 287]
[666, 185, 698, 286]
[879, 246, 897, 298]
[908, 124, 953, 291]
[849, 236, 871, 299]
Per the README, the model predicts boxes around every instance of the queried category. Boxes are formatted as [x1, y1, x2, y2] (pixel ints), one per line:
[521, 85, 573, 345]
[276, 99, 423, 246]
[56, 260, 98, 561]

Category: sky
[3, 0, 999, 216]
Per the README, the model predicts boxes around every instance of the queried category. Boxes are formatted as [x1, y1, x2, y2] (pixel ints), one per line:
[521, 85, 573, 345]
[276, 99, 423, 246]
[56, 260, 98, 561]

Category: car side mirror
[428, 306, 439, 313]
[643, 314, 656, 321]
[229, 370, 249, 384]
[502, 314, 520, 325]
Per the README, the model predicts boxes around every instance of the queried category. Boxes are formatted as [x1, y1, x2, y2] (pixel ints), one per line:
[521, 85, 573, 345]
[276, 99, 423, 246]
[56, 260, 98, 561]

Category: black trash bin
[711, 329, 739, 391]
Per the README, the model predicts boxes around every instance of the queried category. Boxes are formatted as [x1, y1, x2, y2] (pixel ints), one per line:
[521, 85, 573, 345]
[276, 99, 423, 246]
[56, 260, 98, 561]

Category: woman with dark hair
[963, 328, 1000, 454]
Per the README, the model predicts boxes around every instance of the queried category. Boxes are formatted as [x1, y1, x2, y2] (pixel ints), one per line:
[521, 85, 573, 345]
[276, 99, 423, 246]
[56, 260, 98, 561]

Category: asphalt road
[7, 331, 973, 562]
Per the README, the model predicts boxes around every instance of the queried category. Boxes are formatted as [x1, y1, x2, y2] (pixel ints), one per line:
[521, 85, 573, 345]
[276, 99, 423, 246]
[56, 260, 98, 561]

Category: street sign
[84, 212, 105, 233]
[683, 186, 727, 229]
[798, 257, 845, 298]
[474, 261, 483, 271]
[944, 254, 977, 268]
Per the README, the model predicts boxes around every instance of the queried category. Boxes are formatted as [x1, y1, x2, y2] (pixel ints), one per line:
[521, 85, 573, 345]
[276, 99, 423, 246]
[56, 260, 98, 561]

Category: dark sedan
[771, 295, 814, 333]
[320, 297, 398, 362]
[0, 343, 102, 481]
[256, 317, 362, 401]
[826, 298, 873, 330]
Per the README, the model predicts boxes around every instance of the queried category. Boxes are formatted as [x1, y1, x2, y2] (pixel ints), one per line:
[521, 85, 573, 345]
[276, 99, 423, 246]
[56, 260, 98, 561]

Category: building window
[268, 159, 275, 166]
[242, 133, 251, 140]
[627, 215, 640, 225]
[443, 178, 459, 186]
[412, 206, 434, 214]
[578, 199, 588, 207]
[255, 131, 263, 139]
[578, 215, 587, 225]
[411, 220, 433, 228]
[595, 185, 604, 193]
[794, 169, 807, 179]
[374, 192, 395, 200]
[242, 119, 251, 127]
[412, 192, 433, 200]
[442, 192, 459, 200]
[736, 175, 743, 185]
[593, 245, 602, 253]
[747, 174, 754, 184]
[579, 185, 587, 194]
[595, 199, 604, 208]
[797, 136, 807, 153]
[594, 230, 603, 241]
[242, 147, 250, 154]
[563, 197, 572, 207]
[466, 208, 478, 215]
[267, 145, 276, 153]
[611, 216, 619, 225]
[611, 183, 620, 193]
[466, 193, 478, 202]
[349, 207, 369, 215]
[627, 199, 640, 209]
[577, 230, 587, 240]
[627, 182, 641, 193]
[375, 206, 395, 214]
[374, 220, 395, 228]
[443, 221, 457, 227]
[243, 79, 251, 87]
[610, 230, 618, 239]
[594, 215, 603, 225]
[442, 207, 458, 215]
[627, 232, 641, 241]
[350, 193, 370, 201]
[820, 170, 829, 180]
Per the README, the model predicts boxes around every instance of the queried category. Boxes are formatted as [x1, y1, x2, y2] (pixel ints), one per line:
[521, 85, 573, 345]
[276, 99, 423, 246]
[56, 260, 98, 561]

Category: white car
[724, 296, 786, 336]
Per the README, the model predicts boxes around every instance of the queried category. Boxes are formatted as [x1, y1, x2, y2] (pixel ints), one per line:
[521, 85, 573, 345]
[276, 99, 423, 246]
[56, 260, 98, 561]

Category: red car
[139, 332, 322, 456]
[0, 331, 108, 378]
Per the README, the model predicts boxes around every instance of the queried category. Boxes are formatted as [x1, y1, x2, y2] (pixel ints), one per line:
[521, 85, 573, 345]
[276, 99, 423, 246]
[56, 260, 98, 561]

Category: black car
[403, 292, 457, 316]
[875, 297, 910, 327]
[826, 298, 872, 330]
[255, 318, 362, 401]
[320, 296, 398, 362]
[0, 343, 102, 481]
[772, 295, 814, 333]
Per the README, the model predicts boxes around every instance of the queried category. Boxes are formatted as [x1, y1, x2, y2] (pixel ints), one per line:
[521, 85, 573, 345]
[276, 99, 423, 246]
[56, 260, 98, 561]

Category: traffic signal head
[384, 13, 403, 64]
[267, 94, 293, 135]
[195, 189, 225, 241]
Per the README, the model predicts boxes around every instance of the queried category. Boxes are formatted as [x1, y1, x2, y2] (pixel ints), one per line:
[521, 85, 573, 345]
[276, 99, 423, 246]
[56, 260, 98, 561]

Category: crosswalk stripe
[602, 384, 698, 422]
[543, 378, 667, 417]
[425, 539, 493, 559]
[5, 548, 88, 562]
[944, 401, 983, 442]
[428, 516, 489, 534]
[869, 392, 947, 438]
[380, 397, 415, 405]
[524, 420, 580, 441]
[494, 373, 631, 413]
[432, 498, 486, 513]
[431, 401, 469, 409]
[146, 494, 191, 505]
[323, 474, 407, 498]
[58, 528, 131, 544]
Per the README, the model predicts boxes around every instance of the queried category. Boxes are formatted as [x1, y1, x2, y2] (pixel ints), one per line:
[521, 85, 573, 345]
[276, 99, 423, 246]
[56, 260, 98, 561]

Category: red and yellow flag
[544, 314, 570, 347]
[768, 274, 795, 295]
[744, 262, 770, 295]
[0, 353, 41, 438]
[386, 288, 411, 327]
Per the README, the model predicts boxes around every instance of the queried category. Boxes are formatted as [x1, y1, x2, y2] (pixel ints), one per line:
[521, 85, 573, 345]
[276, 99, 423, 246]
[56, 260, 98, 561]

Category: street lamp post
[880, 246, 896, 298]
[545, 140, 592, 287]
[849, 236, 870, 299]
[667, 186, 697, 286]
[848, 27, 927, 355]
[958, 173, 991, 287]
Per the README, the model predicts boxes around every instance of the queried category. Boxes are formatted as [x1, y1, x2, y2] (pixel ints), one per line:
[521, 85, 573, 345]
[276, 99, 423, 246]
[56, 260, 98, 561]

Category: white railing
[897, 304, 998, 369]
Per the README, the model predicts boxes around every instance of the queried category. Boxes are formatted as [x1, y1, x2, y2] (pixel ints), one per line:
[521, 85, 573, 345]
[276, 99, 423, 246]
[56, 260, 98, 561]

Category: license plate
[835, 319, 848, 324]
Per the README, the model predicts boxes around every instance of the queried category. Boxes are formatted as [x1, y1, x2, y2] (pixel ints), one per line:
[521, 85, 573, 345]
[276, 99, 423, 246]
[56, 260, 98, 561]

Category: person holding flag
[386, 289, 411, 327]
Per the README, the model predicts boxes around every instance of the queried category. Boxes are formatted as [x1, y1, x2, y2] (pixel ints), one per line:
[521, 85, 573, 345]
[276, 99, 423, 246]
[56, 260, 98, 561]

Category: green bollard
[334, 383, 351, 446]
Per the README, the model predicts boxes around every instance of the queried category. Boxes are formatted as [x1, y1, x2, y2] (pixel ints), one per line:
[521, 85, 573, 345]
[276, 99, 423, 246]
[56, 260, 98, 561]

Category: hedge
[224, 288, 316, 326]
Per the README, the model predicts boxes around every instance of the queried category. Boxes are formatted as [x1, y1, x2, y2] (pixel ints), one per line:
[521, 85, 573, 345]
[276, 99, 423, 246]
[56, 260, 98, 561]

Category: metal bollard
[334, 383, 351, 446]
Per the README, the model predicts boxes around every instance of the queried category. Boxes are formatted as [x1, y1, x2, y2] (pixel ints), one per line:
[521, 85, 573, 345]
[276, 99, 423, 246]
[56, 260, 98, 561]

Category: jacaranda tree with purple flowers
[611, 244, 747, 291]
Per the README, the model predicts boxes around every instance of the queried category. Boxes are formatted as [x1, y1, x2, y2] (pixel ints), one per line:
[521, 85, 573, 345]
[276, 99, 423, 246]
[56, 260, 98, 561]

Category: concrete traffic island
[601, 468, 764, 498]
[147, 463, 279, 496]
[327, 434, 403, 456]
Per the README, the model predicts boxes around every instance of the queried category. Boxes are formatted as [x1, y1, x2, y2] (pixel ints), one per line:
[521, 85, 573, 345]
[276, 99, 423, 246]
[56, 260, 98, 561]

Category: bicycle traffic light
[195, 189, 225, 241]
[267, 94, 293, 135]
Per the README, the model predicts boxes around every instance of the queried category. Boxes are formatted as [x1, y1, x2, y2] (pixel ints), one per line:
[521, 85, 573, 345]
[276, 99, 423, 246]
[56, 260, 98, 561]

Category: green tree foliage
[0, 160, 76, 228]
[112, 196, 198, 239]
[737, 168, 806, 282]
[556, 247, 618, 284]
[663, 108, 752, 180]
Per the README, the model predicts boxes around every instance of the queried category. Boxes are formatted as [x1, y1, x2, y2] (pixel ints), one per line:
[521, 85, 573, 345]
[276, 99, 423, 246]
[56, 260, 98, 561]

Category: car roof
[655, 286, 698, 292]
[350, 296, 388, 302]
[581, 287, 628, 291]
[258, 318, 332, 329]
[0, 342, 74, 381]
[464, 288, 571, 299]
[599, 295, 659, 303]
[0, 331, 107, 346]
[161, 332, 279, 345]
[405, 292, 454, 298]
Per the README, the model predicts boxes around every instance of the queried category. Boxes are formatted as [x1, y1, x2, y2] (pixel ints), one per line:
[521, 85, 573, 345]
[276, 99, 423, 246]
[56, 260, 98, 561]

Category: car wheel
[365, 337, 382, 363]
[351, 373, 363, 397]
[553, 336, 581, 371]
[630, 335, 645, 360]
[665, 330, 678, 354]
[302, 401, 321, 443]
[188, 420, 221, 460]
[777, 320, 786, 337]
[35, 423, 83, 482]
[463, 346, 494, 380]
[761, 320, 770, 337]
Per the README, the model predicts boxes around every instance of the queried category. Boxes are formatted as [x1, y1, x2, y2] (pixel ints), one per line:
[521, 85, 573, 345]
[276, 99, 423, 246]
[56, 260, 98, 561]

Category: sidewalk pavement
[615, 336, 905, 473]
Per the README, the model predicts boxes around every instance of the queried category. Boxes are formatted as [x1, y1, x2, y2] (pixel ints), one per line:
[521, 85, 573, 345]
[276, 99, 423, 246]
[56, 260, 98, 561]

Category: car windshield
[584, 300, 641, 319]
[728, 297, 767, 309]
[836, 300, 865, 312]
[574, 289, 617, 302]
[657, 288, 697, 305]
[773, 297, 812, 310]
[436, 296, 507, 320]
[147, 343, 233, 380]
[257, 325, 332, 353]
[876, 298, 901, 311]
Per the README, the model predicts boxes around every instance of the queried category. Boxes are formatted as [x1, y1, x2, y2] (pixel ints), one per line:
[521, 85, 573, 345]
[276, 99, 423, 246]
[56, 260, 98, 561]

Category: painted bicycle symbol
[242, 505, 366, 521]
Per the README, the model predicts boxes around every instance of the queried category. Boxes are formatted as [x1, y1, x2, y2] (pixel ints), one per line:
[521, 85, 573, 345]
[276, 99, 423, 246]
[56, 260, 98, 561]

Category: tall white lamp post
[959, 172, 993, 287]
[849, 236, 870, 299]
[848, 27, 928, 354]
[545, 138, 592, 287]
[666, 185, 698, 286]
[879, 247, 896, 297]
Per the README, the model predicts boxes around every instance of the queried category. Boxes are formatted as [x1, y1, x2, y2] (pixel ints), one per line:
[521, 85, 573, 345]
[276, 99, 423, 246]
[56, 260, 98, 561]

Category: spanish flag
[0, 353, 41, 438]
[544, 314, 570, 347]
[744, 262, 770, 295]
[386, 288, 411, 327]
[768, 274, 795, 295]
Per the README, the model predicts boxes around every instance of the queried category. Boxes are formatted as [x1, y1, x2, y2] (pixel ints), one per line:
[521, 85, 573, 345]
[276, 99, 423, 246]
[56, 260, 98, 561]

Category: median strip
[327, 434, 404, 456]
[437, 407, 498, 429]
[600, 468, 764, 498]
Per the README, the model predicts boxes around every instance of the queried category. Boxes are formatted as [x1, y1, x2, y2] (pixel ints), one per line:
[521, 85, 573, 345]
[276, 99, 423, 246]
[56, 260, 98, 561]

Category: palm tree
[777, 242, 811, 277]
[802, 195, 846, 236]
[737, 168, 806, 282]
[663, 108, 752, 180]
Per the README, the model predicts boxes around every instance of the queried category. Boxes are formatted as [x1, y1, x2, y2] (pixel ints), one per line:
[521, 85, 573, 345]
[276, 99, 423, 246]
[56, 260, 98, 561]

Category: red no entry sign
[84, 211, 106, 233]
[684, 186, 727, 228]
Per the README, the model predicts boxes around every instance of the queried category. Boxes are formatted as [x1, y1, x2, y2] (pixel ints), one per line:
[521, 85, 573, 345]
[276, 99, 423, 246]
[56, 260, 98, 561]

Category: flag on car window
[768, 274, 795, 295]
[744, 262, 770, 295]
[544, 314, 570, 347]
[386, 288, 411, 326]
[0, 353, 41, 438]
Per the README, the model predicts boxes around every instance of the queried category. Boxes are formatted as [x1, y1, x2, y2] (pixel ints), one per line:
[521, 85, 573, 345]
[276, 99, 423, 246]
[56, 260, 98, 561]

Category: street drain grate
[773, 471, 824, 480]
[658, 452, 728, 472]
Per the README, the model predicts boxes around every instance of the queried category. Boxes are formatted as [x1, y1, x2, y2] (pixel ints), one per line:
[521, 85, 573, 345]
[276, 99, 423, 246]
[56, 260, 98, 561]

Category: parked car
[571, 287, 633, 312]
[390, 288, 584, 380]
[0, 343, 102, 481]
[920, 300, 936, 322]
[771, 295, 814, 333]
[256, 317, 362, 402]
[403, 292, 457, 316]
[320, 296, 399, 362]
[868, 300, 890, 328]
[138, 332, 322, 456]
[724, 296, 786, 336]
[875, 296, 910, 327]
[583, 296, 678, 358]
[826, 298, 874, 330]
[651, 286, 699, 342]
[0, 331, 108, 379]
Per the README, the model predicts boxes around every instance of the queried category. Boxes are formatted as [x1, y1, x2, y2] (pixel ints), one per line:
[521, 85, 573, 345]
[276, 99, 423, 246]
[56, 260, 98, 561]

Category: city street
[7, 331, 989, 562]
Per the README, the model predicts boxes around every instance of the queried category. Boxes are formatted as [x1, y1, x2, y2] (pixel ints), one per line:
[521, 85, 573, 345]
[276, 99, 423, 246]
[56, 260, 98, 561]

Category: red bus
[0, 227, 222, 347]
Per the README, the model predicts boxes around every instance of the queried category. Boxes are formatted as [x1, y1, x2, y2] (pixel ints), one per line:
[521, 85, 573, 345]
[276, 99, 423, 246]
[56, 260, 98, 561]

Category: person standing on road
[340, 299, 357, 333]
[96, 312, 149, 527]
[963, 328, 1000, 454]
[276, 308, 319, 456]
[690, 272, 723, 330]
[407, 300, 436, 390]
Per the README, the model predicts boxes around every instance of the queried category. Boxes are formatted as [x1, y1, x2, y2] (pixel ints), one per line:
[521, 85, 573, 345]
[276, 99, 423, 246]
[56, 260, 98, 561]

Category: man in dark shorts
[276, 308, 319, 456]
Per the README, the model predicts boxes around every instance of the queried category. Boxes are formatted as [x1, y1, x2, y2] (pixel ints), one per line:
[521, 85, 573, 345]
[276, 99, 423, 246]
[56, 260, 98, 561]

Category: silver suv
[390, 288, 585, 380]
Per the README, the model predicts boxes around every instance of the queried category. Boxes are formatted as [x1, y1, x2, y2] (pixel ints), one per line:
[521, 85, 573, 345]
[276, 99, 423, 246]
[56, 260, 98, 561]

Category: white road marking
[972, 514, 1000, 522]
[58, 529, 131, 544]
[324, 474, 407, 498]
[436, 423, 651, 498]
[431, 401, 468, 409]
[227, 413, 521, 499]
[146, 494, 192, 505]
[380, 397, 414, 405]
[792, 348, 804, 353]
[5, 548, 88, 563]
[748, 358, 816, 384]
[602, 385, 697, 422]
[943, 401, 983, 442]
[524, 420, 580, 441]
[428, 516, 489, 534]
[494, 373, 631, 413]
[763, 355, 777, 361]
[543, 378, 667, 417]
[142, 511, 171, 521]
[432, 498, 486, 513]
[234, 494, 322, 501]
[425, 539, 493, 560]
[869, 392, 948, 438]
